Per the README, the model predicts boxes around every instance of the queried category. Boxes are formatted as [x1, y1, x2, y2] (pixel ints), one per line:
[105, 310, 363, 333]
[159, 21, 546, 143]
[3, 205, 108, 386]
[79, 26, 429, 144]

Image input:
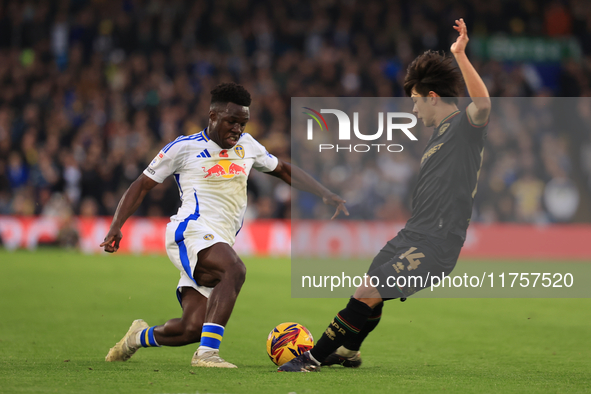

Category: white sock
[197, 323, 225, 356]
[307, 351, 320, 365]
[132, 328, 160, 348]
[130, 331, 142, 348]
[197, 346, 217, 356]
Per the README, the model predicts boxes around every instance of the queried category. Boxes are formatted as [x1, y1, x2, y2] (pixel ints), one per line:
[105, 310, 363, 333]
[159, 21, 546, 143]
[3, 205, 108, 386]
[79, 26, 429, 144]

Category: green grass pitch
[0, 249, 590, 393]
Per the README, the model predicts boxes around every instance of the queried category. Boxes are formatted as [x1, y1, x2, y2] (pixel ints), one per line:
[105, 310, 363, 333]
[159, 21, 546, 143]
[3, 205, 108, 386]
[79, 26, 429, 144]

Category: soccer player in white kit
[101, 83, 348, 368]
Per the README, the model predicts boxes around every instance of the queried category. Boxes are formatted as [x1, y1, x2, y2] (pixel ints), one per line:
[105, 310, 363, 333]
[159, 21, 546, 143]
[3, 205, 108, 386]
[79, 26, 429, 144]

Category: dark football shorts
[366, 229, 464, 300]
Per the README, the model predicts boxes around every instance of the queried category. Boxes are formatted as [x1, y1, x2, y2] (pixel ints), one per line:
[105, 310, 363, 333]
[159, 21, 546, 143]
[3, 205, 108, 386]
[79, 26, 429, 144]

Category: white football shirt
[143, 129, 279, 244]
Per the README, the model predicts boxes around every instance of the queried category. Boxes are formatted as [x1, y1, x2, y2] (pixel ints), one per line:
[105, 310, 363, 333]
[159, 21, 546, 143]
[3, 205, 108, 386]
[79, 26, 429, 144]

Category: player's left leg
[333, 232, 458, 364]
[278, 289, 380, 372]
[321, 240, 400, 368]
[105, 287, 208, 362]
[321, 301, 383, 368]
[280, 231, 446, 372]
[278, 284, 381, 372]
[324, 230, 461, 368]
[189, 243, 246, 368]
[278, 238, 406, 372]
[105, 319, 150, 361]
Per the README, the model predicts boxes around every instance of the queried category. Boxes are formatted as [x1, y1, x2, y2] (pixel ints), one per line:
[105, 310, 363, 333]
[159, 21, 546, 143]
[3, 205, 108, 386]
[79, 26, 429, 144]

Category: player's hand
[451, 18, 468, 54]
[322, 193, 349, 220]
[100, 228, 123, 253]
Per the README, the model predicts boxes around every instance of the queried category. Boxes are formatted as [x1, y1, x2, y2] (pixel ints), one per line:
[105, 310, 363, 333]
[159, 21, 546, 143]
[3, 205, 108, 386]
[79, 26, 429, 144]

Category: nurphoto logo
[303, 107, 418, 153]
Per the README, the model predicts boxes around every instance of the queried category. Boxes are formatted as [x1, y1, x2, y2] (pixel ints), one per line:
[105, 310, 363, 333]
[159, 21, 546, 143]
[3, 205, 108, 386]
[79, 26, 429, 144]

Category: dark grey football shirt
[404, 109, 488, 240]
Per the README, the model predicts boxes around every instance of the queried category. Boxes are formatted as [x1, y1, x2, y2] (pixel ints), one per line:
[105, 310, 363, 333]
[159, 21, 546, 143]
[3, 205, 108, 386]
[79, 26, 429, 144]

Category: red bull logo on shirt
[202, 159, 247, 179]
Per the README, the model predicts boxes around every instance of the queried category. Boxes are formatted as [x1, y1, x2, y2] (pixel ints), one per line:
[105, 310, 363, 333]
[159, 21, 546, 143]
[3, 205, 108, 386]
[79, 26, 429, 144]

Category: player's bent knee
[182, 322, 203, 344]
[357, 297, 383, 308]
[354, 285, 382, 306]
[228, 260, 247, 284]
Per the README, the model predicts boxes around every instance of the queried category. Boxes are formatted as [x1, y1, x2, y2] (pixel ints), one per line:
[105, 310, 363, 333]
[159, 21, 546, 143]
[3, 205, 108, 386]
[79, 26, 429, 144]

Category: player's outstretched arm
[100, 174, 159, 253]
[268, 160, 349, 220]
[450, 18, 491, 125]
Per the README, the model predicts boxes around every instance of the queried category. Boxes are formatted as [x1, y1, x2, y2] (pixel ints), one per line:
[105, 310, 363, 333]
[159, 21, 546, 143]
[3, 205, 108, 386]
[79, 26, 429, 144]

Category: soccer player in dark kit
[279, 19, 491, 372]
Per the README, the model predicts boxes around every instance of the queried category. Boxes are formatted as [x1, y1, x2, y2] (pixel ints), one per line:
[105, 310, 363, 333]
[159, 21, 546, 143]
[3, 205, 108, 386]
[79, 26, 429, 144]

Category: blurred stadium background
[0, 0, 591, 253]
[2, 4, 590, 393]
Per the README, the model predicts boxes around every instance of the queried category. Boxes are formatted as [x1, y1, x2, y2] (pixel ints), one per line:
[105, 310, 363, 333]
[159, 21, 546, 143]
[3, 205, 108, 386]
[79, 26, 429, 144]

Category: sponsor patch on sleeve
[150, 151, 165, 167]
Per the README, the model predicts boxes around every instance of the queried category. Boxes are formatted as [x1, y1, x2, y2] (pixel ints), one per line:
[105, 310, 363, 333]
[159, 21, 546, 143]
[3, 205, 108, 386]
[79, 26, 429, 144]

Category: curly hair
[210, 82, 252, 107]
[403, 50, 463, 104]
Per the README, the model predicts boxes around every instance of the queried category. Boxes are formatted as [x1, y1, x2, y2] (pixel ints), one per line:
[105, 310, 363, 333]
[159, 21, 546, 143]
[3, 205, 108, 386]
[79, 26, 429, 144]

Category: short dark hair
[210, 82, 252, 107]
[403, 51, 463, 104]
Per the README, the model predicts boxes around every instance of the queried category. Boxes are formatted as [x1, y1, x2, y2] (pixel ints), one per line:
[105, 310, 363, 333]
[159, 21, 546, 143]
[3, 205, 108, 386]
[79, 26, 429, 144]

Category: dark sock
[342, 301, 383, 352]
[310, 298, 373, 363]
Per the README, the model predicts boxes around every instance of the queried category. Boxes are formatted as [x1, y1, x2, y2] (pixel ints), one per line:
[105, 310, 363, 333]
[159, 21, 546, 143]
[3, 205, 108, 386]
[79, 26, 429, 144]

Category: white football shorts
[165, 218, 231, 303]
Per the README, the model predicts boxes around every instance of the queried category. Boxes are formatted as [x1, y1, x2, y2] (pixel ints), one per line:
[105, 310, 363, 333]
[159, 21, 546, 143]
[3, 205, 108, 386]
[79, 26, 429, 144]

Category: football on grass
[266, 322, 314, 366]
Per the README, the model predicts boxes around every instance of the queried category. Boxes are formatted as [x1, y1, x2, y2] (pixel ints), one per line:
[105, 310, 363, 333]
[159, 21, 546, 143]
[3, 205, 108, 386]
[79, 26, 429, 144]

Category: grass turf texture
[0, 249, 589, 393]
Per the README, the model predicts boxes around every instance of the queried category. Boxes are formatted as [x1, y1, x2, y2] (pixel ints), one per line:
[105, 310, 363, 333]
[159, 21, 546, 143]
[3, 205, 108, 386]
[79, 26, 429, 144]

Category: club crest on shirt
[438, 123, 450, 137]
[203, 234, 214, 240]
[234, 145, 245, 159]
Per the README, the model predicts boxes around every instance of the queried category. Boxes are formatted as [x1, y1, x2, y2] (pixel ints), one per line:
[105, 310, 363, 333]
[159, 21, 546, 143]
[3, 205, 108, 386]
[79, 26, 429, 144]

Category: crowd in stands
[1, 0, 590, 224]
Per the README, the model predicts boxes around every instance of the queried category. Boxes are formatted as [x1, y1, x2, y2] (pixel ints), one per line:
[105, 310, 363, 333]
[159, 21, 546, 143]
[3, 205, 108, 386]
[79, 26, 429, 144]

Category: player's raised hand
[322, 193, 350, 220]
[451, 18, 469, 54]
[101, 228, 123, 253]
